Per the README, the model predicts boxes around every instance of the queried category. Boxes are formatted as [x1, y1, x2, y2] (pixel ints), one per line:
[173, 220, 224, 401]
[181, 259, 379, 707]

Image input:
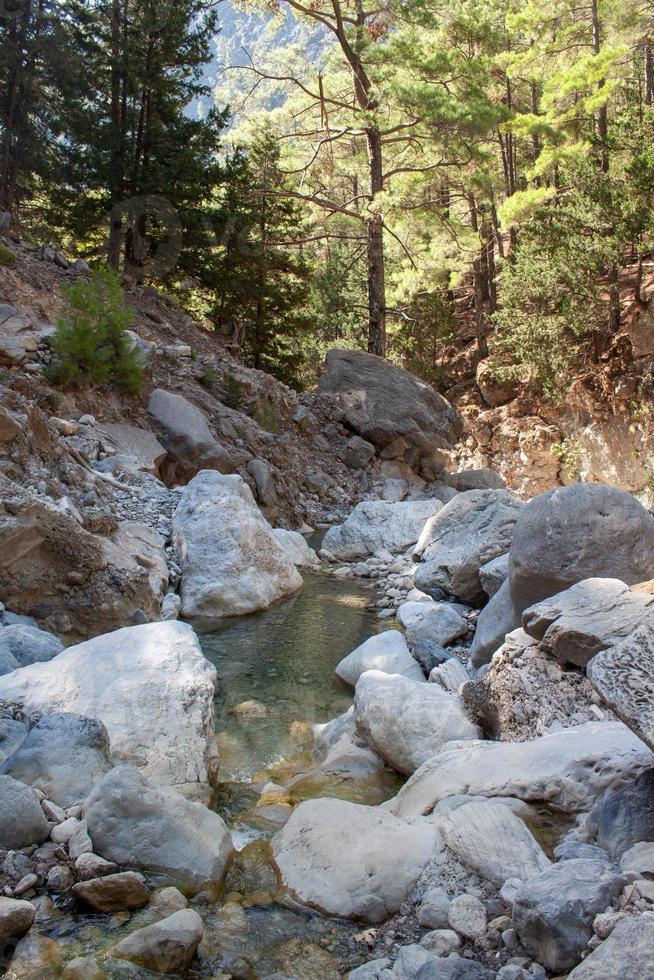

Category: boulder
[512, 859, 625, 972]
[0, 717, 27, 764]
[567, 912, 654, 979]
[0, 775, 49, 848]
[0, 621, 219, 801]
[335, 631, 424, 687]
[318, 349, 462, 475]
[72, 871, 150, 911]
[396, 601, 468, 650]
[148, 388, 232, 481]
[444, 468, 506, 491]
[7, 934, 63, 979]
[509, 483, 654, 613]
[0, 712, 112, 807]
[584, 767, 654, 858]
[342, 436, 376, 469]
[271, 797, 438, 922]
[353, 671, 479, 775]
[469, 579, 521, 669]
[0, 897, 35, 943]
[247, 457, 277, 507]
[414, 490, 523, 604]
[387, 722, 654, 820]
[587, 614, 654, 752]
[392, 946, 493, 979]
[99, 422, 166, 475]
[523, 578, 654, 667]
[479, 553, 509, 599]
[172, 471, 302, 620]
[312, 708, 387, 781]
[84, 765, 233, 890]
[105, 522, 168, 605]
[110, 909, 204, 974]
[322, 499, 443, 560]
[439, 799, 550, 885]
[272, 528, 320, 568]
[0, 624, 64, 669]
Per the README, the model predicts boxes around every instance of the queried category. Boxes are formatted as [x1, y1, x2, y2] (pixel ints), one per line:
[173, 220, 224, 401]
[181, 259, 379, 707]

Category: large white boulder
[387, 722, 654, 819]
[84, 765, 233, 891]
[353, 671, 479, 775]
[335, 631, 424, 687]
[271, 797, 438, 922]
[0, 621, 219, 802]
[172, 471, 302, 619]
[321, 499, 443, 560]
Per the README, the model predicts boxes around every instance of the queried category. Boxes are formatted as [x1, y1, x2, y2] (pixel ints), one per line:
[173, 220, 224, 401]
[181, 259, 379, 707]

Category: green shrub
[48, 267, 144, 394]
[0, 244, 16, 266]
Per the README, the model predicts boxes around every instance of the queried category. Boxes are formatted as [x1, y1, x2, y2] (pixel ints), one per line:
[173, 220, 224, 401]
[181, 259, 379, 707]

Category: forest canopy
[1, 0, 653, 391]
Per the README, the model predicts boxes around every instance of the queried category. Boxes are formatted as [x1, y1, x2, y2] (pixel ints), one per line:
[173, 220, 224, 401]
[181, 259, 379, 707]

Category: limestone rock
[342, 436, 376, 469]
[247, 457, 277, 507]
[272, 528, 320, 568]
[509, 484, 654, 613]
[512, 859, 625, 972]
[440, 799, 550, 885]
[110, 909, 203, 974]
[312, 707, 387, 782]
[72, 871, 150, 911]
[584, 767, 654, 858]
[396, 600, 468, 650]
[353, 670, 479, 775]
[0, 775, 49, 848]
[0, 712, 112, 807]
[587, 615, 654, 752]
[523, 578, 654, 667]
[0, 717, 27, 764]
[62, 958, 106, 980]
[567, 912, 654, 979]
[0, 621, 219, 801]
[417, 887, 450, 929]
[479, 553, 509, 599]
[7, 933, 63, 979]
[271, 797, 438, 922]
[447, 894, 487, 939]
[335, 631, 424, 687]
[414, 490, 523, 603]
[74, 852, 117, 880]
[148, 388, 232, 480]
[469, 579, 521, 668]
[105, 521, 168, 605]
[84, 765, 234, 890]
[99, 422, 166, 475]
[318, 349, 462, 475]
[0, 897, 35, 943]
[388, 722, 653, 820]
[322, 499, 444, 560]
[0, 624, 64, 670]
[172, 471, 302, 620]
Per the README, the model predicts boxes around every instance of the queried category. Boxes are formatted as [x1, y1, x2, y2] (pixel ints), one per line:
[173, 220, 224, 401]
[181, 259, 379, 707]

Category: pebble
[447, 894, 487, 939]
[13, 873, 39, 896]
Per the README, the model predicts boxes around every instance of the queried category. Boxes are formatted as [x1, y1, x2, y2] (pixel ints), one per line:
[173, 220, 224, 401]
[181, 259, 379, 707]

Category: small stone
[46, 864, 75, 892]
[13, 873, 38, 896]
[500, 878, 523, 907]
[78, 414, 96, 426]
[41, 800, 67, 824]
[149, 886, 188, 914]
[502, 928, 519, 950]
[0, 896, 35, 942]
[74, 852, 117, 880]
[417, 887, 450, 929]
[72, 871, 150, 912]
[419, 928, 461, 957]
[448, 893, 487, 938]
[50, 817, 80, 844]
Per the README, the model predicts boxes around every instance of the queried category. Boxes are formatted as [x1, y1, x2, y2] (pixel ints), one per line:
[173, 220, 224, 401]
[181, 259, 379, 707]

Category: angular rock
[84, 765, 234, 890]
[110, 908, 203, 974]
[172, 471, 302, 620]
[73, 871, 150, 911]
[318, 349, 462, 475]
[584, 767, 654, 858]
[388, 722, 653, 820]
[99, 422, 166, 475]
[440, 799, 550, 885]
[523, 578, 654, 667]
[0, 712, 112, 807]
[271, 797, 438, 922]
[322, 499, 443, 560]
[587, 615, 654, 752]
[417, 887, 450, 929]
[272, 528, 320, 568]
[512, 859, 625, 972]
[509, 483, 654, 613]
[74, 852, 117, 880]
[396, 601, 468, 650]
[414, 490, 523, 603]
[0, 624, 64, 669]
[105, 521, 168, 605]
[0, 717, 27, 763]
[148, 388, 231, 480]
[0, 775, 49, 848]
[312, 707, 386, 781]
[469, 579, 521, 669]
[567, 912, 654, 979]
[479, 553, 509, 599]
[335, 631, 424, 687]
[247, 457, 277, 507]
[0, 621, 219, 801]
[353, 670, 479, 775]
[342, 436, 376, 469]
[0, 897, 35, 943]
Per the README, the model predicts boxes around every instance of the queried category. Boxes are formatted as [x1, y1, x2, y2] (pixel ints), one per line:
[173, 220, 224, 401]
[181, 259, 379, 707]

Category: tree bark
[366, 126, 386, 357]
[591, 0, 609, 173]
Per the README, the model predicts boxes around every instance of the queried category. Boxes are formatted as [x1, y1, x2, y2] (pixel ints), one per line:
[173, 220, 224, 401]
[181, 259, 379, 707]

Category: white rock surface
[272, 528, 320, 568]
[396, 600, 468, 648]
[173, 471, 302, 619]
[335, 631, 424, 687]
[271, 797, 438, 922]
[0, 621, 219, 802]
[354, 670, 479, 774]
[322, 499, 443, 560]
[388, 722, 654, 819]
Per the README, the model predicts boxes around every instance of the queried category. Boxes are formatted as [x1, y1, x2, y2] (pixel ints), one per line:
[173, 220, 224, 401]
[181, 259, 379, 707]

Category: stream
[36, 573, 400, 978]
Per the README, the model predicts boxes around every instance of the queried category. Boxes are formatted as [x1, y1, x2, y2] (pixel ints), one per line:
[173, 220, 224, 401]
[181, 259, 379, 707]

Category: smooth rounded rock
[0, 897, 35, 943]
[335, 631, 424, 687]
[0, 775, 49, 849]
[72, 871, 150, 911]
[110, 908, 204, 974]
[447, 894, 487, 939]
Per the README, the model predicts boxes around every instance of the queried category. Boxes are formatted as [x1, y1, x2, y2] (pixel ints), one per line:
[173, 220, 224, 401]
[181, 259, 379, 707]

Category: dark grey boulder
[0, 712, 112, 807]
[584, 768, 654, 859]
[512, 859, 625, 972]
[469, 579, 521, 669]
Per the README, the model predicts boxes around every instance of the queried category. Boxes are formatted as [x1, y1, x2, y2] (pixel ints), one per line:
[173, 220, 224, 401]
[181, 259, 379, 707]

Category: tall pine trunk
[366, 127, 386, 358]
